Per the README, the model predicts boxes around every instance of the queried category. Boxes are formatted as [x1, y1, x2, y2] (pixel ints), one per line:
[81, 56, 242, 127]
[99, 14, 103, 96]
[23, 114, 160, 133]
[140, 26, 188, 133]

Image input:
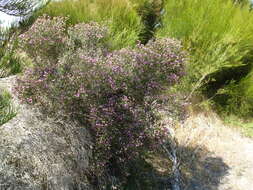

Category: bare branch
[0, 0, 50, 16]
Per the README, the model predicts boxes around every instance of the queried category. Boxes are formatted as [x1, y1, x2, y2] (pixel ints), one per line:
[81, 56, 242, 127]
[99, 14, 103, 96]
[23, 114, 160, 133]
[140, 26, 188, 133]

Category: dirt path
[175, 111, 253, 190]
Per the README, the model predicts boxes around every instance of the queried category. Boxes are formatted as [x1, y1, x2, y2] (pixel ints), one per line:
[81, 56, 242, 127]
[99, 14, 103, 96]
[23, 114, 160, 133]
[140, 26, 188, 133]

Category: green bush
[0, 36, 23, 78]
[132, 0, 164, 43]
[157, 0, 253, 95]
[0, 90, 16, 126]
[215, 68, 253, 117]
[156, 0, 253, 119]
[37, 0, 144, 49]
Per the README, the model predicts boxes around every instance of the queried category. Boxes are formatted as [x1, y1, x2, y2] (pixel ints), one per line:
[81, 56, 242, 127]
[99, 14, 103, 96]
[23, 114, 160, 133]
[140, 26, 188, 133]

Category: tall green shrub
[157, 0, 253, 96]
[216, 67, 253, 117]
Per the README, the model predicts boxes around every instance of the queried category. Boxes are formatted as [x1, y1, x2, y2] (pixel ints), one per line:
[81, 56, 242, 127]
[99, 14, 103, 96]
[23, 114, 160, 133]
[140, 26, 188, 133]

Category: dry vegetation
[173, 109, 253, 190]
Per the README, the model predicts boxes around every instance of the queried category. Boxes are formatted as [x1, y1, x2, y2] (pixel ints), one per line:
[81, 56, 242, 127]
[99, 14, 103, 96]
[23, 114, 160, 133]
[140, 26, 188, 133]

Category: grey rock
[0, 76, 93, 190]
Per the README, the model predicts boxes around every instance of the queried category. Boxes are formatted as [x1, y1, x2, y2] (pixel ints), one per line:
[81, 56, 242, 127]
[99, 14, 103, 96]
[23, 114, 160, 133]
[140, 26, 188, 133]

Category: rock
[0, 76, 93, 190]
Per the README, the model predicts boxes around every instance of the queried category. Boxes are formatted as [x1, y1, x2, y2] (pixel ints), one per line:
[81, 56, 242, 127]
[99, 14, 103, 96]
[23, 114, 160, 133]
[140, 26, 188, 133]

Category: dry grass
[173, 109, 253, 190]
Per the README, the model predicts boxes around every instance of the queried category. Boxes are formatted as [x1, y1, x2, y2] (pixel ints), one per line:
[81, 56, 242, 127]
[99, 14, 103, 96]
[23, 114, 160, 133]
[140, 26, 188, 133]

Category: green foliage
[157, 0, 253, 94]
[0, 90, 16, 126]
[132, 0, 164, 43]
[156, 0, 253, 120]
[37, 0, 144, 49]
[0, 36, 23, 78]
[215, 68, 253, 117]
[224, 115, 253, 138]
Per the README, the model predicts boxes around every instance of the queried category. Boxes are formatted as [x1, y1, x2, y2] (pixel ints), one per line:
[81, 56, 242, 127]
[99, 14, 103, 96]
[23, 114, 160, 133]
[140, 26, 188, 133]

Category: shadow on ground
[123, 145, 229, 190]
[178, 146, 230, 190]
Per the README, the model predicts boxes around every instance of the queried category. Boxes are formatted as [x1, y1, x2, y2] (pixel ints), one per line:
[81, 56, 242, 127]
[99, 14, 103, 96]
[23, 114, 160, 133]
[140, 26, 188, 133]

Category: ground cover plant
[15, 15, 187, 188]
[224, 114, 253, 137]
[157, 0, 253, 118]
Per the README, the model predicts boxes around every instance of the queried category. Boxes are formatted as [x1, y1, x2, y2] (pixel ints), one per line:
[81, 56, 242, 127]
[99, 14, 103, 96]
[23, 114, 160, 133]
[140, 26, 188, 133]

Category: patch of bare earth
[175, 110, 253, 190]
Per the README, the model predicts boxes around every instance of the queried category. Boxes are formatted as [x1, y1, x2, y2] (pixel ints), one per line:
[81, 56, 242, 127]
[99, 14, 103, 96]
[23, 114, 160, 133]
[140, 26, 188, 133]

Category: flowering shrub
[19, 15, 68, 65]
[68, 22, 108, 51]
[105, 39, 186, 100]
[16, 16, 187, 187]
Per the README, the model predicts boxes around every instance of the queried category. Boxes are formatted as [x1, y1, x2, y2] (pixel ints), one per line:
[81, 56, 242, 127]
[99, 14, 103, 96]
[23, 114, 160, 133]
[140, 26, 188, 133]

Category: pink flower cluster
[16, 16, 187, 182]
